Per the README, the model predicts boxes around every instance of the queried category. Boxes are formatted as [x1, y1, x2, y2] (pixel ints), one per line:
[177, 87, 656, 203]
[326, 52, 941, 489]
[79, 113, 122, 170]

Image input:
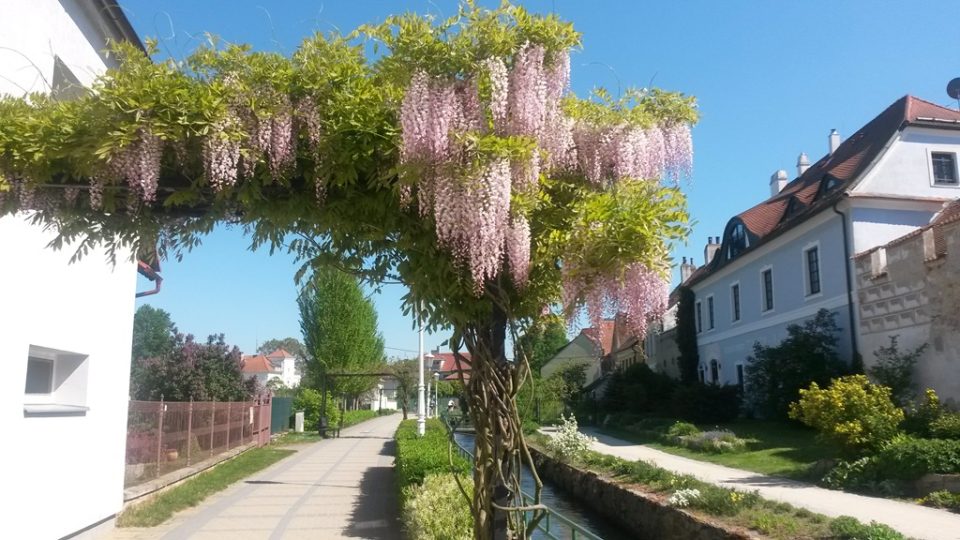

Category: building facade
[241, 348, 301, 388]
[683, 96, 960, 389]
[0, 2, 143, 538]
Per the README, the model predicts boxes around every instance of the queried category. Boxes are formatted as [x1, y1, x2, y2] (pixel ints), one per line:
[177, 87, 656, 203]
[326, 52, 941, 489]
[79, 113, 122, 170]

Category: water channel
[454, 432, 631, 540]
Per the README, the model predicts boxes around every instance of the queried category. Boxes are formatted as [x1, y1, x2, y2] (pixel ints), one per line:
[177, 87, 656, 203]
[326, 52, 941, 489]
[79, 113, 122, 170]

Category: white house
[241, 348, 301, 389]
[0, 2, 144, 539]
[679, 95, 960, 390]
[541, 320, 615, 386]
[855, 200, 960, 404]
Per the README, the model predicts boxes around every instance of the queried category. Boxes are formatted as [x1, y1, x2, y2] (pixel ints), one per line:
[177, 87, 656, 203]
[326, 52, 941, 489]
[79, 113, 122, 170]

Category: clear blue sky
[124, 0, 960, 357]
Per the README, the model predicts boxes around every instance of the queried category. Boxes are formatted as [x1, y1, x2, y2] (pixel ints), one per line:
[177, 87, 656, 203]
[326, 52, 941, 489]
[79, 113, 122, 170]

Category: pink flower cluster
[203, 113, 241, 192]
[573, 122, 693, 186]
[563, 262, 669, 343]
[109, 128, 163, 203]
[505, 214, 532, 288]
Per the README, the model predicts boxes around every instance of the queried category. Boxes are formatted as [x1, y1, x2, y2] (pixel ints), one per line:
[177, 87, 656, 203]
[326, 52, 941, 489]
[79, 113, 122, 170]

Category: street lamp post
[417, 310, 426, 436]
[433, 372, 440, 419]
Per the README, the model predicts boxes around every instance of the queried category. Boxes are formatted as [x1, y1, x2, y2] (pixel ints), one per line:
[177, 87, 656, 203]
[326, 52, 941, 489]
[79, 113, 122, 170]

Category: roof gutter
[831, 196, 860, 366]
[84, 0, 147, 53]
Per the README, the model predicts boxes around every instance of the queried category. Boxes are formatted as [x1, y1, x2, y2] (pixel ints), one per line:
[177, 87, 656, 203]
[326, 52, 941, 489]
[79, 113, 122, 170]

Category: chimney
[769, 169, 789, 196]
[829, 129, 841, 155]
[680, 256, 696, 283]
[797, 152, 810, 176]
[704, 236, 721, 265]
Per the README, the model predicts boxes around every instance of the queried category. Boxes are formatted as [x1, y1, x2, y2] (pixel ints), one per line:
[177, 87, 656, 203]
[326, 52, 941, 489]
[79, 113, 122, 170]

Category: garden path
[110, 413, 403, 540]
[555, 427, 960, 540]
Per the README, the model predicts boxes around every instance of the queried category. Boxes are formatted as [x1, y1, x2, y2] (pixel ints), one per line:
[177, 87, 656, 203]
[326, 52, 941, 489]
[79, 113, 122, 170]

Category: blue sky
[124, 0, 960, 357]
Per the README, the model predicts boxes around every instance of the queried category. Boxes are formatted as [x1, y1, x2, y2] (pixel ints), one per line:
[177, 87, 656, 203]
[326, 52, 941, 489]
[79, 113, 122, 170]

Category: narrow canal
[454, 433, 631, 540]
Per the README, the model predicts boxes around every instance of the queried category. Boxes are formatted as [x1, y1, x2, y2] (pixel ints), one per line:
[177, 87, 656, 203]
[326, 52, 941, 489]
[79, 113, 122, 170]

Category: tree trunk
[456, 290, 535, 540]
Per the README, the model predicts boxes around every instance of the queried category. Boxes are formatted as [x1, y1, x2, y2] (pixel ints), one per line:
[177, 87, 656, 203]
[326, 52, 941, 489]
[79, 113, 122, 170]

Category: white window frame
[709, 359, 720, 384]
[760, 265, 775, 314]
[706, 294, 716, 331]
[729, 281, 741, 323]
[928, 149, 960, 188]
[802, 241, 823, 299]
[695, 300, 703, 333]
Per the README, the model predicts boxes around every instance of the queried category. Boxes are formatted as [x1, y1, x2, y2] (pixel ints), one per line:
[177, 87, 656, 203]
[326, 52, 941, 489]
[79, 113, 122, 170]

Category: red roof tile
[241, 354, 276, 374]
[580, 319, 616, 356]
[687, 96, 960, 287]
[265, 348, 293, 359]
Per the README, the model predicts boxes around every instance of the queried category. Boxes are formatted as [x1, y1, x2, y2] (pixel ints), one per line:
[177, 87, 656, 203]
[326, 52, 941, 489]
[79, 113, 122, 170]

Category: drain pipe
[832, 197, 860, 365]
[136, 260, 163, 298]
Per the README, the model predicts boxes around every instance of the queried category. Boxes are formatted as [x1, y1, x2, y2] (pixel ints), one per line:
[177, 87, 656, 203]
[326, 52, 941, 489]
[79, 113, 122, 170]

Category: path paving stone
[108, 414, 403, 540]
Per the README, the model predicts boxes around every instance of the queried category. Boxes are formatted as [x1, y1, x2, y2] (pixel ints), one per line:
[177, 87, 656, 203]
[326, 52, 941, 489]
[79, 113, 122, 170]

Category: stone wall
[529, 448, 755, 540]
[855, 216, 960, 405]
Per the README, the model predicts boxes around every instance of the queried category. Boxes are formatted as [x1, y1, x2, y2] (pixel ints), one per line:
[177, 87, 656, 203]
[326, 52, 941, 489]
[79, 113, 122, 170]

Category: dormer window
[726, 223, 748, 260]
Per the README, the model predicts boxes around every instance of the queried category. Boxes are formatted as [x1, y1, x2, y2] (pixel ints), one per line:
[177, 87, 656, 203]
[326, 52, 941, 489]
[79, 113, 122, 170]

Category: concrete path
[111, 414, 403, 540]
[558, 427, 960, 540]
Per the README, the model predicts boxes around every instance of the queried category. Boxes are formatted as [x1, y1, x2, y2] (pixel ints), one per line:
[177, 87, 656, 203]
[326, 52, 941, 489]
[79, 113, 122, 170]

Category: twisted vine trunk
[454, 290, 540, 540]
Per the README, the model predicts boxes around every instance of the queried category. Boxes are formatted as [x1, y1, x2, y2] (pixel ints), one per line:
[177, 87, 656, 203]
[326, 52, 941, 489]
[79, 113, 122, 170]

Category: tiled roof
[265, 348, 293, 359]
[581, 319, 616, 356]
[686, 96, 960, 287]
[432, 352, 472, 374]
[241, 354, 277, 374]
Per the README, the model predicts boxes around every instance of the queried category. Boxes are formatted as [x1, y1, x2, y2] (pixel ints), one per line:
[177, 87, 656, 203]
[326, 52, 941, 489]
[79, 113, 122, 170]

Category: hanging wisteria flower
[203, 113, 242, 191]
[505, 214, 531, 288]
[483, 57, 509, 133]
[107, 128, 163, 203]
[268, 98, 295, 181]
[507, 43, 547, 139]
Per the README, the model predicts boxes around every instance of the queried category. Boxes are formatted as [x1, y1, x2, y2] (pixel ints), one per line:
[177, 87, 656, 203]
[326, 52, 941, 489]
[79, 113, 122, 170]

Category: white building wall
[853, 128, 960, 200]
[540, 334, 602, 385]
[1, 3, 138, 538]
[1, 218, 136, 540]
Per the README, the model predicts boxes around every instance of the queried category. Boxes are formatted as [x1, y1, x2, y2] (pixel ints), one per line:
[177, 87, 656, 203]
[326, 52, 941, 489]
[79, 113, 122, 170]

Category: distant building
[541, 319, 616, 386]
[676, 95, 960, 390]
[430, 349, 472, 382]
[1, 2, 145, 538]
[242, 348, 301, 388]
[855, 199, 960, 404]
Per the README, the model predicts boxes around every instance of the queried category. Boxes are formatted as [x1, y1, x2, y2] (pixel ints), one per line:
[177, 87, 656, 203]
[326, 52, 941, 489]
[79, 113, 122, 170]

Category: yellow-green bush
[402, 473, 473, 540]
[788, 375, 903, 455]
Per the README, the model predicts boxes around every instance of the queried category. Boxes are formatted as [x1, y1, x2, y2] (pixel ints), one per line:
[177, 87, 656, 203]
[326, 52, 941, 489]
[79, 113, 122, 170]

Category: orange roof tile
[241, 354, 276, 373]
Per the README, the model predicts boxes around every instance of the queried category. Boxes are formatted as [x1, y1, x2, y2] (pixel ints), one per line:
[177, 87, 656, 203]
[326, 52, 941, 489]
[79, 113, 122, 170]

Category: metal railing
[441, 413, 603, 540]
[124, 397, 271, 488]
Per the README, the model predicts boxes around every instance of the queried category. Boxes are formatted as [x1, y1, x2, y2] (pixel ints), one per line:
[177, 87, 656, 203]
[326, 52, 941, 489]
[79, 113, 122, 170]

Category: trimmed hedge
[874, 436, 960, 480]
[395, 419, 471, 497]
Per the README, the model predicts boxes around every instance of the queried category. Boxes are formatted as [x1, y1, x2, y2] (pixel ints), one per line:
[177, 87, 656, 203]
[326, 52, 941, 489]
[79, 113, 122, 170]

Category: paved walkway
[111, 414, 403, 540]
[560, 427, 960, 540]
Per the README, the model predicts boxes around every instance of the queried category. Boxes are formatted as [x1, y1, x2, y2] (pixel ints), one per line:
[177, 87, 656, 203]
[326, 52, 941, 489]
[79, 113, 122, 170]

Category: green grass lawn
[602, 419, 838, 480]
[117, 446, 296, 527]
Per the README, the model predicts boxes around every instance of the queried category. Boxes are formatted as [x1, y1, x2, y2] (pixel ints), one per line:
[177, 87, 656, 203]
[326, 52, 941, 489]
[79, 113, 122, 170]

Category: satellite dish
[948, 78, 960, 100]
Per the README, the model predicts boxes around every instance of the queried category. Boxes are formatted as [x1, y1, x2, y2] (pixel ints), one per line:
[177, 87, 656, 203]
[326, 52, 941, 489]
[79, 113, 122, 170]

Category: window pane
[25, 357, 54, 394]
[933, 153, 958, 185]
[763, 270, 774, 311]
[696, 302, 702, 332]
[807, 248, 821, 295]
[708, 297, 715, 329]
[732, 284, 740, 321]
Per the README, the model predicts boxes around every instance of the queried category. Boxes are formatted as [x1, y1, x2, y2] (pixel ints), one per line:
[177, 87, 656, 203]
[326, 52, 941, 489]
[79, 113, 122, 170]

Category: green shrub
[395, 419, 470, 495]
[930, 412, 960, 440]
[521, 419, 541, 435]
[867, 336, 927, 407]
[402, 473, 472, 540]
[828, 515, 905, 539]
[788, 375, 903, 455]
[749, 511, 801, 537]
[666, 421, 700, 438]
[903, 389, 943, 437]
[292, 388, 340, 432]
[669, 383, 741, 424]
[601, 364, 677, 415]
[919, 490, 960, 512]
[874, 435, 960, 480]
[341, 409, 378, 428]
[677, 430, 747, 453]
[688, 484, 758, 516]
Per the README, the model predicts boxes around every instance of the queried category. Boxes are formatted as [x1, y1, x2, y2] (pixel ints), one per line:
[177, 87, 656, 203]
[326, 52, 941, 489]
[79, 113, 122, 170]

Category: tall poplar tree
[298, 267, 385, 401]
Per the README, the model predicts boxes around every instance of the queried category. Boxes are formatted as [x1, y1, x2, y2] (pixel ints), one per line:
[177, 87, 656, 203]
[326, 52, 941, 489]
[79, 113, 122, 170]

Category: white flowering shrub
[668, 488, 701, 508]
[546, 414, 596, 462]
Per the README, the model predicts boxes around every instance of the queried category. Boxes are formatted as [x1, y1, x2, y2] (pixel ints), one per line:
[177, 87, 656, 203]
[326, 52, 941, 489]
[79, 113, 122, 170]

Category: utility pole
[417, 307, 426, 436]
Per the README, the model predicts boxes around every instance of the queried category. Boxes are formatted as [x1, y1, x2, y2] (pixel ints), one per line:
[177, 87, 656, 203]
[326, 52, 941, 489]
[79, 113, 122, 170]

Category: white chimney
[680, 256, 696, 283]
[797, 152, 810, 177]
[704, 236, 721, 265]
[769, 169, 789, 196]
[829, 129, 841, 155]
